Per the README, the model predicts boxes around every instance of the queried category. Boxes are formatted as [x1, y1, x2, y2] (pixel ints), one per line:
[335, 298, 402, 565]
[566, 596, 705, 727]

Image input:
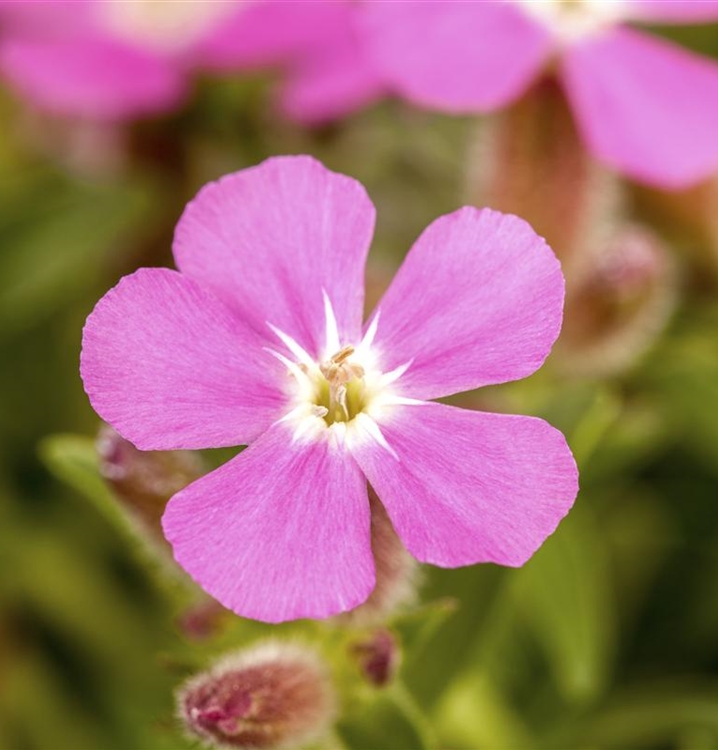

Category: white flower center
[515, 0, 626, 43]
[265, 293, 412, 453]
[99, 0, 242, 54]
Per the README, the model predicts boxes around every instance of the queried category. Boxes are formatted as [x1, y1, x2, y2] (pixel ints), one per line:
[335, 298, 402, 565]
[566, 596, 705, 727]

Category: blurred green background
[2, 24, 718, 750]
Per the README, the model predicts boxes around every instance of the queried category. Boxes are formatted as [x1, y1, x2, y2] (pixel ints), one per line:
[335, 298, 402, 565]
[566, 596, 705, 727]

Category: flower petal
[279, 14, 385, 126]
[162, 422, 375, 623]
[197, 0, 350, 70]
[561, 27, 718, 188]
[0, 35, 186, 120]
[624, 0, 718, 23]
[349, 403, 578, 568]
[280, 50, 384, 125]
[370, 208, 564, 400]
[173, 156, 375, 357]
[361, 1, 552, 113]
[81, 268, 286, 451]
[0, 0, 94, 36]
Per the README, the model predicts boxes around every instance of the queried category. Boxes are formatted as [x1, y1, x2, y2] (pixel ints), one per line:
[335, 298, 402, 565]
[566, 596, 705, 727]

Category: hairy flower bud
[557, 223, 677, 375]
[468, 75, 619, 274]
[340, 489, 419, 626]
[351, 628, 399, 688]
[178, 642, 335, 749]
[96, 424, 204, 540]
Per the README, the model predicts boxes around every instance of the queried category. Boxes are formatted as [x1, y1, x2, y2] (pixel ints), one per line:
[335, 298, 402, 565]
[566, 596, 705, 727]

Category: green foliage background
[2, 25, 718, 750]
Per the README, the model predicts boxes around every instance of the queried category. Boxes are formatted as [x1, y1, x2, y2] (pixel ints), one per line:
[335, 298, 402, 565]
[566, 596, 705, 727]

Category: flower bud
[340, 489, 419, 625]
[178, 642, 335, 749]
[96, 424, 204, 541]
[468, 74, 619, 274]
[176, 597, 229, 641]
[557, 223, 677, 375]
[351, 628, 400, 688]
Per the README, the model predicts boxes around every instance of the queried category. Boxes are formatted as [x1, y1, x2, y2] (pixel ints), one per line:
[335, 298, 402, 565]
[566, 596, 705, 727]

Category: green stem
[389, 680, 438, 750]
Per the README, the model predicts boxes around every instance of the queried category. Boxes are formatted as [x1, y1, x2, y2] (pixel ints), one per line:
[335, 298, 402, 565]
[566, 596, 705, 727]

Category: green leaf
[337, 684, 435, 750]
[0, 651, 108, 750]
[582, 400, 671, 484]
[511, 502, 616, 705]
[639, 303, 718, 475]
[602, 490, 676, 634]
[40, 434, 114, 506]
[560, 680, 718, 749]
[568, 387, 623, 472]
[392, 598, 457, 660]
[39, 434, 191, 603]
[435, 671, 535, 750]
[0, 173, 156, 338]
[400, 564, 506, 708]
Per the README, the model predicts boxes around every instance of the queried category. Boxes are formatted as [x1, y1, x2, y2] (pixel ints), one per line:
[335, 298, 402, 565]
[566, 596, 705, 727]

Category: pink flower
[80, 156, 578, 623]
[362, 0, 718, 189]
[275, 3, 386, 126]
[0, 0, 381, 123]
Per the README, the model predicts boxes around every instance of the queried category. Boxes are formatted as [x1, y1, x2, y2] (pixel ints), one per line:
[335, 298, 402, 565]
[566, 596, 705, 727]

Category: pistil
[319, 346, 366, 422]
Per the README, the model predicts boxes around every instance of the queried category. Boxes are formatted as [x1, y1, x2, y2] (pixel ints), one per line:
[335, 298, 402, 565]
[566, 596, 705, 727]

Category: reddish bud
[340, 489, 419, 625]
[96, 424, 204, 541]
[178, 642, 335, 749]
[176, 597, 229, 641]
[351, 629, 400, 688]
[468, 75, 619, 273]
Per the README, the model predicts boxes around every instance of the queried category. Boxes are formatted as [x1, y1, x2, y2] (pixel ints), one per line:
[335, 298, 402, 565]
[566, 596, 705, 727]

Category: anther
[331, 345, 355, 365]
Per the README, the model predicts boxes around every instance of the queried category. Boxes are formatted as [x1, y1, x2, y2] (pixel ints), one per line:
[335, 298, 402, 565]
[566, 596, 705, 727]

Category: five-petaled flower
[0, 0, 380, 123]
[80, 156, 578, 623]
[363, 0, 718, 188]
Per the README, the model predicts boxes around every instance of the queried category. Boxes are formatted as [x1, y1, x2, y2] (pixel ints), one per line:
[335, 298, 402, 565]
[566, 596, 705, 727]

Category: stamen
[336, 384, 349, 419]
[349, 363, 365, 379]
[270, 309, 405, 431]
[315, 345, 368, 425]
[331, 345, 355, 365]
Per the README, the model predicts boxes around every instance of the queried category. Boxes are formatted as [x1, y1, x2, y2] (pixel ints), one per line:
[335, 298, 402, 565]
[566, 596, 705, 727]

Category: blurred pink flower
[80, 155, 578, 623]
[363, 0, 718, 188]
[0, 0, 382, 123]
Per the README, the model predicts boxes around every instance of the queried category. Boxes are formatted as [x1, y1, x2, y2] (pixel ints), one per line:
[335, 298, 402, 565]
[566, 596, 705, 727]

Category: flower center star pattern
[81, 156, 578, 624]
[99, 0, 240, 54]
[267, 300, 413, 449]
[516, 0, 625, 43]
